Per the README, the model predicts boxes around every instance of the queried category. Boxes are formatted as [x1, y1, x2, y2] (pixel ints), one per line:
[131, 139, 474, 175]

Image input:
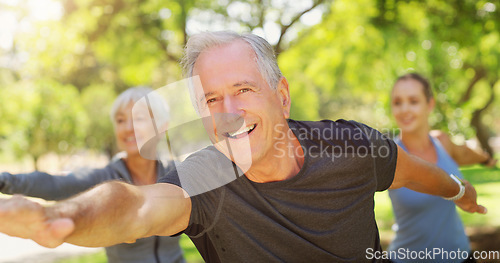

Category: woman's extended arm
[431, 130, 497, 167]
[0, 167, 114, 201]
[390, 145, 487, 214]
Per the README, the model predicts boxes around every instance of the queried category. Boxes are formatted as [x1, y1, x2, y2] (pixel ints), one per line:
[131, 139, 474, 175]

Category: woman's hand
[482, 157, 497, 168]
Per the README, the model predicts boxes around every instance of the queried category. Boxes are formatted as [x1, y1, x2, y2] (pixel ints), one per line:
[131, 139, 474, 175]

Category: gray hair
[110, 86, 170, 127]
[181, 31, 282, 90]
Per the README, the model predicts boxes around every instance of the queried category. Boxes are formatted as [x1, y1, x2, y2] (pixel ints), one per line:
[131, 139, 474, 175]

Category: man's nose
[217, 96, 245, 131]
[222, 96, 244, 116]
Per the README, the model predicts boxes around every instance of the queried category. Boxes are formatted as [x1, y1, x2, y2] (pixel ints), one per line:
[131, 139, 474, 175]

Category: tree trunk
[470, 81, 496, 156]
[33, 155, 40, 171]
[458, 66, 486, 105]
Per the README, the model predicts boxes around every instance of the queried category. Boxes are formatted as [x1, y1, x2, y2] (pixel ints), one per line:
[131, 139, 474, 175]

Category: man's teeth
[229, 124, 255, 137]
[126, 137, 135, 142]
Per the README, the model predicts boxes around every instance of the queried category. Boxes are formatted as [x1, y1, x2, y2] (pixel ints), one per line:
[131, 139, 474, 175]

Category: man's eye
[238, 88, 250, 94]
[207, 98, 217, 104]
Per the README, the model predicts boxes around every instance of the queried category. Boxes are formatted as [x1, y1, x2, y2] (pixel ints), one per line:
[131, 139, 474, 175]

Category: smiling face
[192, 40, 291, 167]
[114, 101, 154, 157]
[391, 78, 434, 134]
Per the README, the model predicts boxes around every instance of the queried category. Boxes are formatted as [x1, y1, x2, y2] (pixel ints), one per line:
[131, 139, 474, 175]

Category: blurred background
[0, 0, 499, 262]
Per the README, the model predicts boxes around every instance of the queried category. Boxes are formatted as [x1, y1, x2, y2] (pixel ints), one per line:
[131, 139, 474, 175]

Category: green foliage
[80, 84, 117, 156]
[280, 0, 395, 127]
[1, 0, 498, 162]
[281, 0, 499, 141]
[0, 80, 88, 167]
[1, 0, 334, 162]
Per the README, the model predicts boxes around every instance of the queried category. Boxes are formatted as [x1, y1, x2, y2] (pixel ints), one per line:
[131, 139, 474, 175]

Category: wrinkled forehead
[191, 41, 259, 90]
[193, 40, 257, 75]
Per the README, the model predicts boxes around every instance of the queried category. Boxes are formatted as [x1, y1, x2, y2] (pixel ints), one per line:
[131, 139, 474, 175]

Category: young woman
[0, 87, 185, 263]
[388, 73, 496, 263]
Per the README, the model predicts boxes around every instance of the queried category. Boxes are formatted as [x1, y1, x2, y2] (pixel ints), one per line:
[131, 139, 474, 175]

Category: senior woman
[0, 87, 185, 263]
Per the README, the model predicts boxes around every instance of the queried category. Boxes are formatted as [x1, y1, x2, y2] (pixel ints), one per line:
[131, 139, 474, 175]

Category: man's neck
[245, 127, 304, 183]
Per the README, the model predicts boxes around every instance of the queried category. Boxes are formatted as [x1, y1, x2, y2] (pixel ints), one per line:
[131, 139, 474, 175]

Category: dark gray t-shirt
[161, 119, 398, 262]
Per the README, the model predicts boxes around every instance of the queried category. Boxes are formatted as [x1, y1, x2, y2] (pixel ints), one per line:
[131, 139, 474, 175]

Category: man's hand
[454, 180, 488, 214]
[0, 195, 74, 248]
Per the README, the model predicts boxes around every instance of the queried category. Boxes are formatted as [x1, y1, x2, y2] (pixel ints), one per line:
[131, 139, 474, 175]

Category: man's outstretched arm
[390, 145, 487, 214]
[0, 181, 191, 248]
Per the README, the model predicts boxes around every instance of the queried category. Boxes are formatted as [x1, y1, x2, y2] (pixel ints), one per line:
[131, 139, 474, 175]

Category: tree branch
[470, 79, 497, 156]
[275, 0, 326, 55]
[137, 12, 180, 63]
[458, 66, 486, 105]
[257, 0, 265, 29]
[87, 0, 125, 43]
[179, 0, 188, 46]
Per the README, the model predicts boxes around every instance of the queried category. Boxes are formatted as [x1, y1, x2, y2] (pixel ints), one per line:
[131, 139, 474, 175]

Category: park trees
[0, 0, 497, 166]
[279, 0, 499, 153]
[0, 0, 331, 166]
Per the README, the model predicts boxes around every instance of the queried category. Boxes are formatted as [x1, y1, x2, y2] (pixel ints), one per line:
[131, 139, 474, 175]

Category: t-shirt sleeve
[159, 165, 220, 238]
[351, 121, 398, 191]
[159, 147, 232, 237]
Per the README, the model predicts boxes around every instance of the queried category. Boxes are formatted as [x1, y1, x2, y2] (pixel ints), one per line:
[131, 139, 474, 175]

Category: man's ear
[277, 77, 291, 118]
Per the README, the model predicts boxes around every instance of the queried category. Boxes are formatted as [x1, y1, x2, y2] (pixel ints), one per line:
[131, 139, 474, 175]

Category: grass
[457, 165, 500, 227]
[180, 234, 204, 263]
[55, 251, 107, 263]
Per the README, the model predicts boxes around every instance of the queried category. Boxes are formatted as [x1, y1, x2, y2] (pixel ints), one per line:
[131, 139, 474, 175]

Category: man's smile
[223, 124, 257, 139]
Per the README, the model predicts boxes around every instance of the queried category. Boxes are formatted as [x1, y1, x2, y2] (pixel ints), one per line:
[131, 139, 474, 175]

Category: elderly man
[0, 31, 486, 262]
